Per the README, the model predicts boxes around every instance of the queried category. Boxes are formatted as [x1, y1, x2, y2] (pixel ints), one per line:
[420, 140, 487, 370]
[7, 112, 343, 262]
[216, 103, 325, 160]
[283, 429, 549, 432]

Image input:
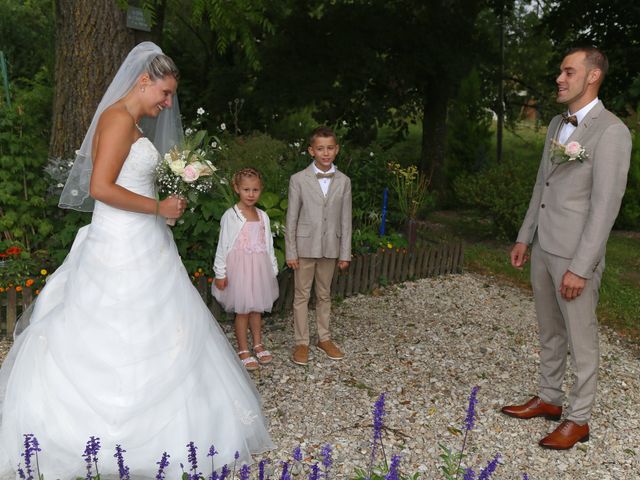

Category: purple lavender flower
[384, 454, 401, 480]
[21, 434, 41, 480]
[220, 464, 230, 480]
[463, 467, 476, 480]
[239, 464, 251, 480]
[232, 451, 240, 480]
[373, 393, 386, 443]
[113, 445, 130, 480]
[522, 474, 529, 480]
[320, 443, 333, 474]
[293, 446, 302, 462]
[280, 461, 290, 480]
[464, 386, 480, 432]
[258, 459, 268, 480]
[17, 465, 26, 480]
[82, 436, 101, 480]
[155, 452, 170, 480]
[187, 441, 200, 480]
[208, 445, 218, 458]
[308, 463, 320, 480]
[207, 444, 218, 478]
[235, 451, 240, 460]
[477, 454, 500, 480]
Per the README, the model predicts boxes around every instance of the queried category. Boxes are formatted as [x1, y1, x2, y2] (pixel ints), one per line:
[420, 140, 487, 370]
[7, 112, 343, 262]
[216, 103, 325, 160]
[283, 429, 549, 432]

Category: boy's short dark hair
[309, 126, 337, 145]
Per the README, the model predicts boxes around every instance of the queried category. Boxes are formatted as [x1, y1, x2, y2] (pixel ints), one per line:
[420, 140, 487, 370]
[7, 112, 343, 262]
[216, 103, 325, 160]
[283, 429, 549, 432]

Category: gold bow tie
[562, 113, 578, 126]
[316, 172, 334, 179]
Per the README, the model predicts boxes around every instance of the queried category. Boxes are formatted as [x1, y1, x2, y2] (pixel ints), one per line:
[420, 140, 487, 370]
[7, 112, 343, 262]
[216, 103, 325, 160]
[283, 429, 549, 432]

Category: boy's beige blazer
[516, 101, 631, 278]
[285, 164, 352, 261]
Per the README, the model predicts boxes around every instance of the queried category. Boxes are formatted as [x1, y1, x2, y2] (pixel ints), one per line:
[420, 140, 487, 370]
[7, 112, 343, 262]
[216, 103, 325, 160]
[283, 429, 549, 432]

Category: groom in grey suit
[501, 47, 631, 449]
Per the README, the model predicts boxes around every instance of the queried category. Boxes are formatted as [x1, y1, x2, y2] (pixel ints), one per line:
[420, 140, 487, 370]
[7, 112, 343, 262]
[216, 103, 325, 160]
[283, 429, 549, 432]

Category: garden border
[1, 242, 464, 336]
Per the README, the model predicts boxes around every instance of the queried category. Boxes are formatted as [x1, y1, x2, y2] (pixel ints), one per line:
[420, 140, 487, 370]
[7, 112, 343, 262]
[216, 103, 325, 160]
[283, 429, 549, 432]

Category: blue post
[0, 51, 10, 107]
[379, 188, 388, 236]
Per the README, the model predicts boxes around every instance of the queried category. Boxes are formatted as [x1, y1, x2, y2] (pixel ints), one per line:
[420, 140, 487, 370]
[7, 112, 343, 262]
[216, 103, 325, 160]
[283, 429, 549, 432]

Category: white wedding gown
[0, 138, 274, 479]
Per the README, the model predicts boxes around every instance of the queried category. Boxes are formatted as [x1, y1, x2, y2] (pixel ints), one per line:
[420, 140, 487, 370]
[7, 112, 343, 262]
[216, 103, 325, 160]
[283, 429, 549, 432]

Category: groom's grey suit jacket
[516, 101, 631, 278]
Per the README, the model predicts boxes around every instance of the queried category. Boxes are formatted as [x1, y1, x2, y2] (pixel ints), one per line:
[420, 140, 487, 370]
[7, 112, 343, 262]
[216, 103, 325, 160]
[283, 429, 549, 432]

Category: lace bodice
[232, 220, 267, 253]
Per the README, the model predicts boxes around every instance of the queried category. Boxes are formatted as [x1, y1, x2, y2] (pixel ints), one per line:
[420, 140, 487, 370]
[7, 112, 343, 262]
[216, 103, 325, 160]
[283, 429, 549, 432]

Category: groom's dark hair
[566, 46, 609, 80]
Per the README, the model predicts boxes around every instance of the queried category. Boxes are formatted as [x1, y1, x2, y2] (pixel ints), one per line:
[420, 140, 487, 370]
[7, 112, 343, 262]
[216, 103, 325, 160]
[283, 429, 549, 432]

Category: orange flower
[5, 246, 21, 255]
[16, 286, 23, 292]
[194, 271, 201, 278]
[0, 287, 4, 293]
[25, 279, 34, 287]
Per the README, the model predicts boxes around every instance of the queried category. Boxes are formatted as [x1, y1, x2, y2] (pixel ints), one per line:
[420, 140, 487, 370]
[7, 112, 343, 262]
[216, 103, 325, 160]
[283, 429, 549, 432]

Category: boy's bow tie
[316, 172, 335, 179]
[562, 113, 578, 126]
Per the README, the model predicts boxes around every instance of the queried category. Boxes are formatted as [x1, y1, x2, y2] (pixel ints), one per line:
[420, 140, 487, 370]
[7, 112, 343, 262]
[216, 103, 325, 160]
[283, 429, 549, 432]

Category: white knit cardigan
[213, 205, 278, 279]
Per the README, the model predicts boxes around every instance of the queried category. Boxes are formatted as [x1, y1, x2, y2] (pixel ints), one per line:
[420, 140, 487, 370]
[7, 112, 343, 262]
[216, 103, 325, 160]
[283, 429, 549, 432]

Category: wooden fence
[1, 242, 463, 336]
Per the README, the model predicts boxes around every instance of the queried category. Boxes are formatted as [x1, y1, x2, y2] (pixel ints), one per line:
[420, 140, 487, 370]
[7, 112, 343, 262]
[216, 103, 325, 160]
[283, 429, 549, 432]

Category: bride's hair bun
[147, 54, 180, 81]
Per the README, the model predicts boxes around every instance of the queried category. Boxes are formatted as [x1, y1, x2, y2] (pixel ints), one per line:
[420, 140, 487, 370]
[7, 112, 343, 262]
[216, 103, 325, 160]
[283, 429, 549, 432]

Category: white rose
[169, 159, 186, 175]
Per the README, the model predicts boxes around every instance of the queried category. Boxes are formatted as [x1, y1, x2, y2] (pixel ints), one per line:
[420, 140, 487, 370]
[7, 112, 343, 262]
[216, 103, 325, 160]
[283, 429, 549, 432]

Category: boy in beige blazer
[285, 126, 352, 366]
[502, 47, 631, 449]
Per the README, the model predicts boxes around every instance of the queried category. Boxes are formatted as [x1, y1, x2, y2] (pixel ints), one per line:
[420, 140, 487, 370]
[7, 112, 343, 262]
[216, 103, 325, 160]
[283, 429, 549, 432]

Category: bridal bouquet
[550, 139, 588, 165]
[156, 130, 219, 224]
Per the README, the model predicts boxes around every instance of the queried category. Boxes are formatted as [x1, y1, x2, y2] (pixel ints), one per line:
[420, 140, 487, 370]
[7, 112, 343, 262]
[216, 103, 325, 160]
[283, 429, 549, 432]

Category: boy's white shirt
[311, 161, 336, 196]
[213, 205, 278, 279]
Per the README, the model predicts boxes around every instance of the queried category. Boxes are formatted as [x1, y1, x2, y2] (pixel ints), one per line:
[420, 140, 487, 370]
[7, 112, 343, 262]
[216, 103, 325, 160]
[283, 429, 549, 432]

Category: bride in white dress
[0, 42, 273, 479]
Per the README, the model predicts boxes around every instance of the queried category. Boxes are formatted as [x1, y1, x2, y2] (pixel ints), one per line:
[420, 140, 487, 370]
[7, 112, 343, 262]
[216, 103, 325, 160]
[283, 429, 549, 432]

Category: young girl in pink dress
[213, 168, 279, 370]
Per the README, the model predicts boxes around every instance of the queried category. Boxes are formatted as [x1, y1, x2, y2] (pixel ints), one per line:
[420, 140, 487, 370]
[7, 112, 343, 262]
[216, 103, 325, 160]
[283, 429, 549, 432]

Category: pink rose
[182, 165, 200, 183]
[564, 141, 582, 158]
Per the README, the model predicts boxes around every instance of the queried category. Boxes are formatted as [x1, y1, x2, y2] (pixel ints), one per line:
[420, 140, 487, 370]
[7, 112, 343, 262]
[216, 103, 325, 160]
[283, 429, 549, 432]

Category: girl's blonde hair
[232, 167, 263, 190]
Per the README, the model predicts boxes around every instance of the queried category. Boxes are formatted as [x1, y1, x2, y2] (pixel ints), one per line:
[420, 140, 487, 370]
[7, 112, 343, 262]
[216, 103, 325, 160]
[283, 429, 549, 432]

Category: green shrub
[453, 157, 538, 240]
[615, 131, 640, 230]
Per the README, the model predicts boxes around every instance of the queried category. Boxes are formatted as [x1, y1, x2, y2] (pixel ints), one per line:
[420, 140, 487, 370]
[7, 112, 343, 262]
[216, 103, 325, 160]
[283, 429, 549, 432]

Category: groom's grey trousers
[531, 238, 604, 425]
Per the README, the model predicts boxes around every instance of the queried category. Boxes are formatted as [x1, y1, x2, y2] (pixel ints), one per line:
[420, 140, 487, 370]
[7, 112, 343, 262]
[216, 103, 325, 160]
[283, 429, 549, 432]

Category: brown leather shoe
[291, 344, 309, 366]
[501, 396, 562, 421]
[317, 340, 344, 360]
[539, 420, 589, 449]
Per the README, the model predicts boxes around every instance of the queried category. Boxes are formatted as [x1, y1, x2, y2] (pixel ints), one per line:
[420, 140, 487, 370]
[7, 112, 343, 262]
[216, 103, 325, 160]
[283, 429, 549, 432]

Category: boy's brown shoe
[292, 345, 309, 366]
[317, 340, 344, 360]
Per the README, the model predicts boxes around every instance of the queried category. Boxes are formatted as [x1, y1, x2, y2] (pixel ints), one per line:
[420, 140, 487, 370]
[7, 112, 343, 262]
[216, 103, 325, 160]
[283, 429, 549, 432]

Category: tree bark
[50, 0, 135, 159]
[420, 79, 449, 194]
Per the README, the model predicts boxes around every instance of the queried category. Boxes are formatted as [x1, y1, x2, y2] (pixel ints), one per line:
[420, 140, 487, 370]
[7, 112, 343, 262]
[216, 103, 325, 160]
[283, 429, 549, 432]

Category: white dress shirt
[312, 162, 336, 196]
[558, 97, 599, 144]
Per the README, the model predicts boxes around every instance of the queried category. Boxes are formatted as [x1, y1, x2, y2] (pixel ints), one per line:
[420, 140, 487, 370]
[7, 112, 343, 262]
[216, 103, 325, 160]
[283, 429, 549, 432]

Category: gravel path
[250, 273, 639, 479]
[1, 273, 638, 479]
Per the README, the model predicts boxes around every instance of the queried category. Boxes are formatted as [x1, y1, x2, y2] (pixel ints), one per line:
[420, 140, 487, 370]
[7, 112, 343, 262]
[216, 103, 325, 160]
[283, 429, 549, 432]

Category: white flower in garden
[220, 123, 226, 131]
[185, 127, 193, 136]
[298, 122, 302, 126]
[211, 141, 218, 148]
[370, 152, 375, 157]
[294, 142, 300, 148]
[197, 107, 205, 116]
[342, 120, 348, 126]
[57, 183, 64, 188]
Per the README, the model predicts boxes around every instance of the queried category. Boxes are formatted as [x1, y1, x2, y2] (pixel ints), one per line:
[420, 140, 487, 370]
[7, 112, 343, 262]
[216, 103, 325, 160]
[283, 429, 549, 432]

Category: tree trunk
[420, 79, 449, 194]
[50, 0, 135, 159]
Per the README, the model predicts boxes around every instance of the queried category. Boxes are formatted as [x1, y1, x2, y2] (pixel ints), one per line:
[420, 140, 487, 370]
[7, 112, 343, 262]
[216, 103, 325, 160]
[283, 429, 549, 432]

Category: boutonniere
[550, 140, 588, 165]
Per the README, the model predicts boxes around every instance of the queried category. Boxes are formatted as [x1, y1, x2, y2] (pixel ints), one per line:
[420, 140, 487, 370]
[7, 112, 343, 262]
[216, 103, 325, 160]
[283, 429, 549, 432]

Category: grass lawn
[423, 209, 640, 346]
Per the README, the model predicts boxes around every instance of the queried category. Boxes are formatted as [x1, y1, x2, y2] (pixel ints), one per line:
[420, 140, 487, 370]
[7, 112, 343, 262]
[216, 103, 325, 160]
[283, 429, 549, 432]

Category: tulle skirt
[213, 251, 279, 314]
[0, 206, 274, 479]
